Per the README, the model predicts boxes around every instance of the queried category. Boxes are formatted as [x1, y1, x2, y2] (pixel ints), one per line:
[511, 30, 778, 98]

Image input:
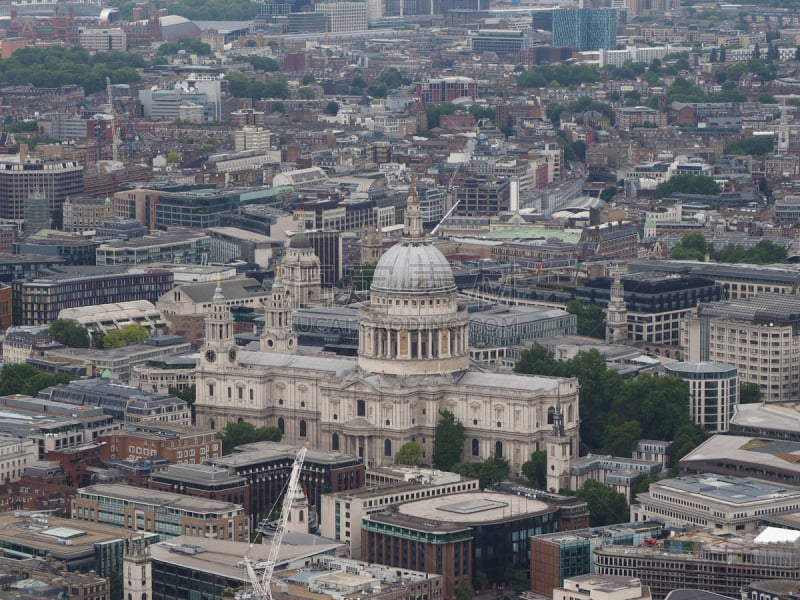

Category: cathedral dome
[371, 241, 456, 295]
[289, 232, 311, 249]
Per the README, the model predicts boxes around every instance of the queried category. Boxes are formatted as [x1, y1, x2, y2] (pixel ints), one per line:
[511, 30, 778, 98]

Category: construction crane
[242, 446, 307, 600]
[430, 160, 463, 237]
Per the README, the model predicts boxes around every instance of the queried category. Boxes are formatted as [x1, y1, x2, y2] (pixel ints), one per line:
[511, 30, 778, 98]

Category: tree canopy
[515, 345, 707, 460]
[169, 0, 259, 20]
[394, 441, 423, 466]
[0, 47, 143, 93]
[225, 72, 290, 100]
[46, 319, 90, 348]
[157, 38, 212, 56]
[521, 450, 547, 489]
[0, 363, 71, 397]
[101, 324, 148, 349]
[452, 456, 510, 489]
[574, 479, 630, 526]
[433, 410, 465, 471]
[518, 64, 599, 88]
[726, 136, 774, 156]
[565, 300, 605, 339]
[655, 174, 721, 199]
[671, 234, 786, 264]
[218, 420, 282, 454]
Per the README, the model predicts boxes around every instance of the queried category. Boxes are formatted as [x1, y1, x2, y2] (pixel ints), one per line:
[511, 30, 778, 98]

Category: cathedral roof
[289, 232, 311, 249]
[370, 175, 455, 295]
[370, 241, 456, 295]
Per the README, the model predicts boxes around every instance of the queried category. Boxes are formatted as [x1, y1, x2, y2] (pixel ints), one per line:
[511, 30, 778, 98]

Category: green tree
[574, 479, 629, 526]
[599, 185, 617, 202]
[218, 420, 282, 454]
[0, 363, 71, 396]
[739, 382, 761, 404]
[301, 73, 316, 85]
[670, 233, 713, 261]
[297, 87, 315, 100]
[326, 101, 340, 116]
[46, 319, 90, 348]
[433, 410, 465, 471]
[394, 441, 423, 466]
[514, 343, 561, 377]
[602, 420, 642, 457]
[168, 0, 259, 19]
[169, 384, 197, 419]
[103, 323, 148, 349]
[655, 174, 721, 199]
[631, 472, 660, 498]
[451, 461, 478, 479]
[726, 136, 774, 156]
[565, 299, 606, 339]
[166, 151, 180, 164]
[477, 455, 509, 489]
[455, 579, 474, 600]
[521, 450, 547, 489]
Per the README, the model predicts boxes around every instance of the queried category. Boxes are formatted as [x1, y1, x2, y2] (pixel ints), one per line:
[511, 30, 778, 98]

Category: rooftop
[395, 490, 553, 524]
[654, 474, 800, 505]
[211, 441, 362, 468]
[697, 294, 800, 325]
[77, 483, 242, 514]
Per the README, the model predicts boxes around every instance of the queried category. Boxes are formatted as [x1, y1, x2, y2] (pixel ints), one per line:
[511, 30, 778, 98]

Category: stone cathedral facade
[195, 184, 580, 473]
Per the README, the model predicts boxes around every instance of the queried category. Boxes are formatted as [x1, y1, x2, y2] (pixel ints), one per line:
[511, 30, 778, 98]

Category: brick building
[98, 423, 221, 465]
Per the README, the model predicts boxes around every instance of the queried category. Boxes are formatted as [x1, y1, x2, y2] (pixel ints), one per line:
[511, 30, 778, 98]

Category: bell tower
[123, 536, 151, 600]
[200, 278, 240, 367]
[261, 269, 297, 353]
[546, 397, 572, 493]
[605, 271, 628, 344]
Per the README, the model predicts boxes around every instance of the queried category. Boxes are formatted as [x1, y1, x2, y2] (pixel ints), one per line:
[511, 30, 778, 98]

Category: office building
[234, 126, 271, 152]
[148, 541, 440, 600]
[469, 305, 576, 348]
[0, 395, 118, 459]
[682, 294, 800, 402]
[321, 468, 479, 560]
[626, 260, 800, 300]
[553, 8, 617, 51]
[679, 435, 800, 487]
[62, 196, 117, 233]
[11, 266, 173, 326]
[729, 401, 800, 442]
[630, 474, 800, 534]
[59, 300, 167, 336]
[663, 362, 738, 432]
[96, 229, 212, 266]
[206, 226, 277, 267]
[73, 483, 249, 542]
[454, 178, 511, 217]
[470, 29, 536, 56]
[15, 234, 100, 266]
[148, 463, 249, 514]
[0, 148, 83, 220]
[415, 77, 476, 105]
[208, 442, 365, 522]
[594, 528, 800, 600]
[362, 491, 561, 597]
[78, 27, 126, 51]
[0, 512, 158, 577]
[315, 1, 368, 32]
[530, 522, 667, 595]
[576, 274, 722, 348]
[307, 229, 343, 288]
[43, 376, 191, 424]
[99, 423, 221, 465]
[555, 575, 652, 600]
[577, 221, 638, 259]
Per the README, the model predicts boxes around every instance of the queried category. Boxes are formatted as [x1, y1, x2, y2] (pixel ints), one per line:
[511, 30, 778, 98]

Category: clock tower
[261, 269, 297, 353]
[200, 278, 239, 367]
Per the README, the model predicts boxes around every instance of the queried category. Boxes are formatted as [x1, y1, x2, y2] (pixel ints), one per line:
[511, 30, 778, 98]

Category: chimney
[19, 143, 27, 164]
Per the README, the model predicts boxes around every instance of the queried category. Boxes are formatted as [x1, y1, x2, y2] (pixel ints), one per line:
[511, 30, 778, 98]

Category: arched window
[299, 510, 304, 522]
[495, 441, 503, 458]
[209, 419, 215, 430]
[547, 407, 555, 425]
[567, 404, 573, 424]
[237, 417, 244, 423]
[332, 433, 340, 450]
[384, 439, 392, 456]
[278, 418, 285, 434]
[299, 420, 307, 437]
[472, 438, 479, 456]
